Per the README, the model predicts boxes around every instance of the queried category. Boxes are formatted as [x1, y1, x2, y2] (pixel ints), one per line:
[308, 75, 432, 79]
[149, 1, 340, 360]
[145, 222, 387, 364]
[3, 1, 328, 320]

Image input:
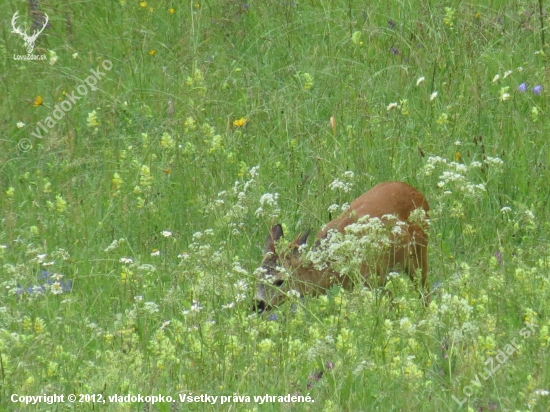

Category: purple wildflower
[517, 83, 527, 93]
[243, 3, 249, 10]
[532, 85, 542, 96]
[388, 19, 395, 29]
[391, 47, 399, 55]
[494, 250, 502, 266]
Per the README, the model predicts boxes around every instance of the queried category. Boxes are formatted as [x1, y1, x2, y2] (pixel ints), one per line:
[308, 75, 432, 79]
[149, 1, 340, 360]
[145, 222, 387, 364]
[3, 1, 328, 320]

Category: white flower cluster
[143, 301, 160, 315]
[428, 293, 478, 343]
[255, 192, 280, 218]
[423, 155, 504, 197]
[329, 171, 355, 193]
[226, 166, 261, 234]
[307, 214, 400, 276]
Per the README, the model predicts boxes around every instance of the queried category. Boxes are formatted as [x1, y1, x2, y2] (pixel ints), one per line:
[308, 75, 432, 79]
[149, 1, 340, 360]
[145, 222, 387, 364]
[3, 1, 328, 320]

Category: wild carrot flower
[143, 301, 159, 314]
[17, 121, 25, 128]
[387, 102, 398, 111]
[492, 74, 500, 83]
[416, 76, 425, 86]
[430, 91, 438, 101]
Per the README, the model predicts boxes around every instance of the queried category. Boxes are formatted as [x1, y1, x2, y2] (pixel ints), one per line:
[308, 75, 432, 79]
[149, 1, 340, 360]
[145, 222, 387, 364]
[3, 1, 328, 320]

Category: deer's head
[253, 224, 310, 312]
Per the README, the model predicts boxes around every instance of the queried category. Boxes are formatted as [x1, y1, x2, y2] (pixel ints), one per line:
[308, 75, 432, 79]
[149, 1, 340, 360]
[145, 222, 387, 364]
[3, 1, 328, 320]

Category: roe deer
[254, 181, 430, 311]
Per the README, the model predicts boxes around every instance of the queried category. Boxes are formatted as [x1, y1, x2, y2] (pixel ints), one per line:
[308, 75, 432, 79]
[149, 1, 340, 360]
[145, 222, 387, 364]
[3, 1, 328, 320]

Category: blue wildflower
[517, 83, 527, 92]
[532, 85, 542, 96]
[63, 280, 73, 292]
[15, 270, 72, 298]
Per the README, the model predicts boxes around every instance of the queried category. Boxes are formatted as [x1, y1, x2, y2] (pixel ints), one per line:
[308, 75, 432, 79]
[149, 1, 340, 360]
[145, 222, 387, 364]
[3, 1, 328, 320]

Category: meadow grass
[1, 0, 550, 410]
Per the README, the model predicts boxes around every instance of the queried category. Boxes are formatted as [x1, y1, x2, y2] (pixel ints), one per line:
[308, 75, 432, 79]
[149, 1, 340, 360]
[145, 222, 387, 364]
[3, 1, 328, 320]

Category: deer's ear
[290, 229, 310, 254]
[296, 229, 310, 247]
[265, 224, 284, 254]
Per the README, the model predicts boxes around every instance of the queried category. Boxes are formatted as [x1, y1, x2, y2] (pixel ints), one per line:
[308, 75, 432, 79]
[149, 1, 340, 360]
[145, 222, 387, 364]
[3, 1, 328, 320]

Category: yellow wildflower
[233, 117, 247, 127]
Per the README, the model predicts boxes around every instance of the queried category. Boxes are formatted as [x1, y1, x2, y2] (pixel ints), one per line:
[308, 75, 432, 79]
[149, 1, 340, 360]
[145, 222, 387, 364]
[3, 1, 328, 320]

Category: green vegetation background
[1, 0, 549, 410]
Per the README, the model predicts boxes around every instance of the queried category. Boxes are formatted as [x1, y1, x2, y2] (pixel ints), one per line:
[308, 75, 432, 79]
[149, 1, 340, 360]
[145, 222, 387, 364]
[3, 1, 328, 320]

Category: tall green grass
[1, 0, 549, 410]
